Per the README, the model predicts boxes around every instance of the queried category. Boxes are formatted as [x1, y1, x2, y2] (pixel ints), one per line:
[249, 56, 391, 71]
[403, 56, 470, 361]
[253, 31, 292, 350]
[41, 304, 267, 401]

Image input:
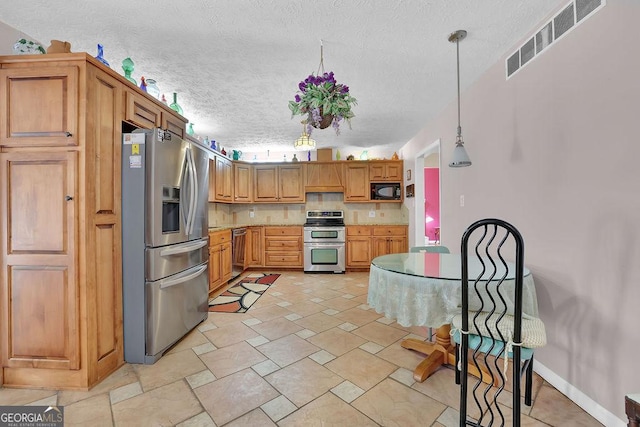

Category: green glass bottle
[170, 92, 183, 115]
[121, 57, 136, 85]
[187, 123, 195, 136]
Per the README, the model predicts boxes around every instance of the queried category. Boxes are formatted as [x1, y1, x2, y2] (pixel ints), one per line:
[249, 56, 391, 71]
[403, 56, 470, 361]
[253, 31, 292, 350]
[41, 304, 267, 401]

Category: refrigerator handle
[160, 239, 208, 256]
[159, 263, 208, 289]
[179, 149, 190, 233]
[188, 146, 198, 236]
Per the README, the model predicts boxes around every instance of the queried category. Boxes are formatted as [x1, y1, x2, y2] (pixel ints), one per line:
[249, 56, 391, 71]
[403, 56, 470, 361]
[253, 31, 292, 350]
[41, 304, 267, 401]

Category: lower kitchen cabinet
[346, 225, 408, 268]
[246, 226, 264, 267]
[264, 226, 302, 267]
[209, 229, 232, 293]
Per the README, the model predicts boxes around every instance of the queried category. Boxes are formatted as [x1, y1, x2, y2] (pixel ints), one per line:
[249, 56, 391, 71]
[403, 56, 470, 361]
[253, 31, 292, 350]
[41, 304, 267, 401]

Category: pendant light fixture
[293, 122, 316, 151]
[448, 30, 472, 168]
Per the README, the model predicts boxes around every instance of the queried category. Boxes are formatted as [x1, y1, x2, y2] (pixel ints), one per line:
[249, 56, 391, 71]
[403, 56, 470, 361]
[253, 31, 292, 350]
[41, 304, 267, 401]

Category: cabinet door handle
[65, 195, 73, 201]
[65, 132, 73, 137]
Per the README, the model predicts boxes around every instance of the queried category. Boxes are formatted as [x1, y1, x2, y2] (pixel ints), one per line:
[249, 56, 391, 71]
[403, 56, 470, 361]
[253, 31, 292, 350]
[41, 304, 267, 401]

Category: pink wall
[423, 167, 440, 241]
[400, 2, 640, 423]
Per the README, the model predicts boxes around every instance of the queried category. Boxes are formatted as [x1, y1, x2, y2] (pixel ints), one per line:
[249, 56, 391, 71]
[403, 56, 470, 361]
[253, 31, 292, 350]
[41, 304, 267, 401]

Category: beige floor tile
[266, 358, 343, 407]
[375, 339, 428, 371]
[58, 364, 138, 406]
[166, 328, 210, 355]
[207, 311, 256, 326]
[202, 320, 260, 347]
[249, 317, 303, 340]
[352, 321, 410, 346]
[112, 380, 202, 426]
[325, 348, 397, 391]
[529, 384, 603, 426]
[224, 408, 277, 427]
[260, 395, 297, 421]
[388, 322, 430, 338]
[307, 288, 344, 300]
[331, 380, 365, 403]
[194, 368, 279, 426]
[247, 304, 292, 321]
[64, 393, 114, 427]
[199, 341, 266, 378]
[275, 290, 313, 304]
[257, 334, 320, 367]
[284, 300, 325, 317]
[109, 381, 143, 405]
[294, 312, 344, 333]
[249, 294, 280, 309]
[175, 411, 216, 427]
[352, 377, 447, 426]
[278, 392, 378, 427]
[185, 370, 216, 389]
[307, 328, 367, 356]
[133, 350, 205, 392]
[318, 296, 362, 311]
[0, 388, 58, 406]
[334, 306, 382, 326]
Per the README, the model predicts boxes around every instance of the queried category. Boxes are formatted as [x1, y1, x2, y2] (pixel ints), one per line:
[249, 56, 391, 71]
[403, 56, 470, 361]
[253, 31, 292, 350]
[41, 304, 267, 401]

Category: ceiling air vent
[506, 0, 604, 79]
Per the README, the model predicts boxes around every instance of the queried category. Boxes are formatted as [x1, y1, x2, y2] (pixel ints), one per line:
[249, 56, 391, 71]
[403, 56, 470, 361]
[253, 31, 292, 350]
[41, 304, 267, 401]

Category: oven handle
[304, 242, 345, 247]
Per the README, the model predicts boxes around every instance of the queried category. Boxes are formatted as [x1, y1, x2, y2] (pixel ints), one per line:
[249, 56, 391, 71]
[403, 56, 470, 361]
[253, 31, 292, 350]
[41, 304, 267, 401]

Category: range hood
[304, 163, 344, 193]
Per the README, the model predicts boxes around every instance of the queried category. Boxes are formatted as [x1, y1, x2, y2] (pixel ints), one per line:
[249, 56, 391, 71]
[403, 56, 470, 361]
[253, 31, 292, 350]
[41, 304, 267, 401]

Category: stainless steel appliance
[231, 227, 246, 281]
[303, 210, 346, 273]
[371, 182, 402, 200]
[122, 129, 209, 364]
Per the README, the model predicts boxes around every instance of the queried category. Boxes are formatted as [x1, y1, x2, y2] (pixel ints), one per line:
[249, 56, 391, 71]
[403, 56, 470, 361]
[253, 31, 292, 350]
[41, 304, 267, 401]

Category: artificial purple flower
[294, 94, 301, 103]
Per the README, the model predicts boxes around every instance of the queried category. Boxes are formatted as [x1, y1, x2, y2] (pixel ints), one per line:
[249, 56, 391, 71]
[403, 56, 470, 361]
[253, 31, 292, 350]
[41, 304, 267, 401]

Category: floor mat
[208, 273, 280, 313]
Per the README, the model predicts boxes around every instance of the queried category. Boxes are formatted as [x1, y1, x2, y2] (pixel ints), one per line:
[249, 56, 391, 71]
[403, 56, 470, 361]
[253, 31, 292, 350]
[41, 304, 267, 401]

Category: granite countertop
[209, 223, 408, 232]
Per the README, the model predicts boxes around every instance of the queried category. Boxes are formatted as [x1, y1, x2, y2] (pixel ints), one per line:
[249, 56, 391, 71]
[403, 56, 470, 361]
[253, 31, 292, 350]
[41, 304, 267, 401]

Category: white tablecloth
[367, 264, 540, 328]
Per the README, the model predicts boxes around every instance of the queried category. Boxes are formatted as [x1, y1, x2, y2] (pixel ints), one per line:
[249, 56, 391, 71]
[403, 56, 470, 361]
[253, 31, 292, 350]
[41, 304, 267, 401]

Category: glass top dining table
[367, 252, 540, 382]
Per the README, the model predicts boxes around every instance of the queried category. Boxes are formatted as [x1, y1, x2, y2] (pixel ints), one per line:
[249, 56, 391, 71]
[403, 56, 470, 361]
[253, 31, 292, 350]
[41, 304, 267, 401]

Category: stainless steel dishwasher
[231, 228, 247, 281]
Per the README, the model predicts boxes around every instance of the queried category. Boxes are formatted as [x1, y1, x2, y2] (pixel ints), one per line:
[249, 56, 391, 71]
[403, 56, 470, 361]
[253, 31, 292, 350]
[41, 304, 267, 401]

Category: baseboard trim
[534, 361, 625, 427]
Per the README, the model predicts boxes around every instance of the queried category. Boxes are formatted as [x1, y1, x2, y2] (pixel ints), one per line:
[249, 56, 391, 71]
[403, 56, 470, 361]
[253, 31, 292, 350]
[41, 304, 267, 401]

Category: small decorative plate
[13, 38, 46, 55]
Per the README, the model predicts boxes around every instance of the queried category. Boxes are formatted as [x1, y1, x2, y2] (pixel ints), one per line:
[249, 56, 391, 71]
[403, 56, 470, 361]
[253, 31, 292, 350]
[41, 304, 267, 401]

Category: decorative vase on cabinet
[170, 92, 183, 115]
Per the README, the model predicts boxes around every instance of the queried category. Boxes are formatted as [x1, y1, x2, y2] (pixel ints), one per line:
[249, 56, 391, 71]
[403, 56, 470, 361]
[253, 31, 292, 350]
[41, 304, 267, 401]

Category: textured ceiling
[0, 0, 563, 158]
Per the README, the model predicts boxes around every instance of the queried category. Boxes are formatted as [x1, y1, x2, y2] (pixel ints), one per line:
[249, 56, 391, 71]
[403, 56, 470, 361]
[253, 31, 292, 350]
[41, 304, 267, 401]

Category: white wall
[400, 1, 639, 423]
[0, 21, 40, 55]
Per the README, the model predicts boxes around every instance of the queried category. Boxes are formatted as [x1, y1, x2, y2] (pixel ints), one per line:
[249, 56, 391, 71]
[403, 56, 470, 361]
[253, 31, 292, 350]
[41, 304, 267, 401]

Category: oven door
[304, 243, 345, 273]
[303, 227, 345, 243]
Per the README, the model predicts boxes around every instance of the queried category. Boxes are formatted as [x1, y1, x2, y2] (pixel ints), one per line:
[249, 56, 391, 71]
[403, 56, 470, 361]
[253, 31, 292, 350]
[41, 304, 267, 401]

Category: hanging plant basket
[288, 43, 357, 136]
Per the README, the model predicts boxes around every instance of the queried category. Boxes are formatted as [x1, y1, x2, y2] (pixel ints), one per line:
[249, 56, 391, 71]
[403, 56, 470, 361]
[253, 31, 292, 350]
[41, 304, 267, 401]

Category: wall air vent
[506, 0, 605, 79]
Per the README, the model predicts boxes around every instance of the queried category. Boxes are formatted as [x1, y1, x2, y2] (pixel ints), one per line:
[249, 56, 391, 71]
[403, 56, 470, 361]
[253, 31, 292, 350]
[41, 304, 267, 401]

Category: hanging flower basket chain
[288, 42, 357, 135]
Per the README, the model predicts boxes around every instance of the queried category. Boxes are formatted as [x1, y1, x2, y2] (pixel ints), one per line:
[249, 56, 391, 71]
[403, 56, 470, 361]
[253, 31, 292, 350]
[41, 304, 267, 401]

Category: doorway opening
[414, 140, 441, 246]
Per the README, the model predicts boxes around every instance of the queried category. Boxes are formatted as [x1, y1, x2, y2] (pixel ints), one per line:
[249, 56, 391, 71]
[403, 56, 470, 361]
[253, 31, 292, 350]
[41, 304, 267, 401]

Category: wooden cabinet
[209, 229, 232, 294]
[346, 226, 372, 268]
[254, 164, 304, 203]
[344, 163, 370, 202]
[246, 226, 264, 267]
[372, 226, 408, 258]
[124, 89, 186, 139]
[233, 162, 253, 203]
[0, 54, 126, 389]
[264, 226, 303, 267]
[209, 155, 233, 203]
[369, 160, 403, 181]
[305, 162, 344, 192]
[0, 66, 79, 147]
[346, 225, 408, 268]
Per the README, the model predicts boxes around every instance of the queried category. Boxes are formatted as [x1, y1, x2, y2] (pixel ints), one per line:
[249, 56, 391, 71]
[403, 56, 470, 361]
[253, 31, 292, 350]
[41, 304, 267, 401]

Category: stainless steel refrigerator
[122, 129, 209, 364]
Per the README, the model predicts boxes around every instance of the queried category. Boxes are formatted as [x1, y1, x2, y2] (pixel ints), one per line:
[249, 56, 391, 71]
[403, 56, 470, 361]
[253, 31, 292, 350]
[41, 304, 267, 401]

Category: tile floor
[0, 271, 603, 426]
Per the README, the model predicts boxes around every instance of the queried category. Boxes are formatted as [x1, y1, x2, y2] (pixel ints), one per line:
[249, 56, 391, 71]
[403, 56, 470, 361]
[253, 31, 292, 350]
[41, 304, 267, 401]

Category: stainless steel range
[303, 210, 346, 273]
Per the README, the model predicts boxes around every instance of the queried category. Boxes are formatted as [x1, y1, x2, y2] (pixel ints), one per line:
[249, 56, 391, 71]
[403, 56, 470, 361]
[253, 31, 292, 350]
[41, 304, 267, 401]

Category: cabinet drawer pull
[65, 132, 73, 137]
[65, 195, 73, 201]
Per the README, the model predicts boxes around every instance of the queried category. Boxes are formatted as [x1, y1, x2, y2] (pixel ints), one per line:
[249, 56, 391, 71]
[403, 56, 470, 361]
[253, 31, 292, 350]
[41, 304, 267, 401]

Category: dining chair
[409, 245, 450, 253]
[452, 218, 546, 427]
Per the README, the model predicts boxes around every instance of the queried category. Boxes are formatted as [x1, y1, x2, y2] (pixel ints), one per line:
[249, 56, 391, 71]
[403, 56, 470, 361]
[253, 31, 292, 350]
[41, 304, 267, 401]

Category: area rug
[208, 273, 280, 313]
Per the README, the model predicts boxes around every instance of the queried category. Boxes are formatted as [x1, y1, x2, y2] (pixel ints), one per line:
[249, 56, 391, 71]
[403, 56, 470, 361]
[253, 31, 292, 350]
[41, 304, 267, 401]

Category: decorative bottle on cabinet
[121, 57, 136, 85]
[169, 92, 183, 115]
[95, 43, 110, 67]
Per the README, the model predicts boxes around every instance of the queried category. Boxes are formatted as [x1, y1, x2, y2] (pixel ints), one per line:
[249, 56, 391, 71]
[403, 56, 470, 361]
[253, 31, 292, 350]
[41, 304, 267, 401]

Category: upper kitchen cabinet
[0, 66, 78, 147]
[124, 90, 187, 140]
[344, 162, 369, 202]
[233, 162, 253, 203]
[254, 163, 304, 203]
[369, 160, 403, 181]
[209, 155, 233, 203]
[305, 162, 344, 193]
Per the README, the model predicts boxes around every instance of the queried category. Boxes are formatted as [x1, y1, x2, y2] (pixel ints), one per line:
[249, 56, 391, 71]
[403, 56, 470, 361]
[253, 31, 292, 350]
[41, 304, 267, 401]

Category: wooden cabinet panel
[372, 226, 407, 236]
[0, 66, 78, 147]
[347, 225, 407, 267]
[247, 227, 263, 267]
[254, 164, 304, 203]
[162, 112, 186, 139]
[209, 229, 232, 293]
[265, 226, 303, 236]
[369, 161, 403, 181]
[305, 162, 343, 192]
[346, 237, 371, 268]
[221, 241, 232, 282]
[234, 163, 252, 202]
[1, 151, 78, 370]
[344, 163, 369, 201]
[125, 91, 162, 129]
[210, 156, 233, 203]
[209, 245, 222, 291]
[264, 226, 302, 268]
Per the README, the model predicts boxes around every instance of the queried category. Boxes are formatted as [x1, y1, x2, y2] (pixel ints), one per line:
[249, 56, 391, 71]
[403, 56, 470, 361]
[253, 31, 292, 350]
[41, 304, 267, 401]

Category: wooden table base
[401, 324, 494, 384]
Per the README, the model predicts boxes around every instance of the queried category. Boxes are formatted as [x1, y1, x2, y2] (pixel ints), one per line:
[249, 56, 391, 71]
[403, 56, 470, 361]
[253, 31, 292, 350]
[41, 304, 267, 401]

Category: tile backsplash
[208, 193, 408, 227]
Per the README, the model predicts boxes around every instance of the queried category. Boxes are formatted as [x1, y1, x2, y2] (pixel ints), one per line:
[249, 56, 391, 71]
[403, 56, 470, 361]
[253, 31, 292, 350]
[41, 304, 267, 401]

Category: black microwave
[371, 183, 402, 200]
